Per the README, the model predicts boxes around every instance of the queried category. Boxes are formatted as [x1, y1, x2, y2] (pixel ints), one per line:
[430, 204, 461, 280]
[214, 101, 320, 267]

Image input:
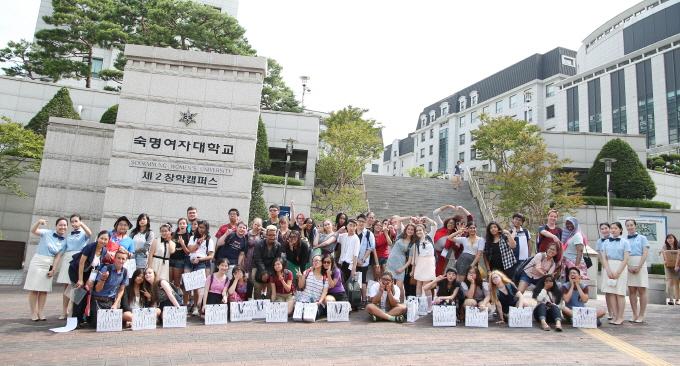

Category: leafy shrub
[582, 196, 670, 209]
[26, 87, 80, 136]
[100, 104, 118, 124]
[260, 174, 303, 186]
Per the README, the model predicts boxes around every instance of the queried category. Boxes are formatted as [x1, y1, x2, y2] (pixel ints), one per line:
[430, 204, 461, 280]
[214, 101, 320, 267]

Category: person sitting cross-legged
[366, 271, 406, 323]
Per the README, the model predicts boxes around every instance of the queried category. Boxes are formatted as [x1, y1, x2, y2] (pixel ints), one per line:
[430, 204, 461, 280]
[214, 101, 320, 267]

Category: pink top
[206, 273, 230, 295]
[523, 253, 557, 279]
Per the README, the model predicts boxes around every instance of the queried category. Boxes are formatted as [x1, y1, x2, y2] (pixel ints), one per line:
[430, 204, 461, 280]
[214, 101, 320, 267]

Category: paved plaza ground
[1, 286, 679, 366]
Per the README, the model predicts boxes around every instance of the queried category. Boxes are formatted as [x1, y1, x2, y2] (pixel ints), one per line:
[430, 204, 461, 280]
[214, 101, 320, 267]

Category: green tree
[34, 0, 128, 88]
[249, 115, 269, 221]
[26, 87, 81, 136]
[254, 116, 270, 171]
[407, 166, 428, 178]
[0, 117, 44, 197]
[0, 40, 41, 79]
[249, 172, 266, 223]
[313, 106, 382, 217]
[472, 115, 543, 173]
[100, 104, 118, 124]
[584, 138, 656, 199]
[261, 59, 302, 112]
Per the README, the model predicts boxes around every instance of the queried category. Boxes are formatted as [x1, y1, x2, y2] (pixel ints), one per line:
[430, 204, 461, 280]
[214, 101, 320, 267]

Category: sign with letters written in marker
[432, 305, 457, 327]
[182, 270, 207, 291]
[265, 301, 289, 323]
[205, 304, 229, 325]
[572, 307, 597, 328]
[293, 302, 305, 322]
[162, 306, 187, 328]
[465, 306, 488, 328]
[96, 309, 122, 332]
[230, 301, 253, 322]
[406, 297, 419, 323]
[132, 308, 157, 330]
[251, 299, 271, 320]
[508, 306, 533, 328]
[327, 301, 351, 322]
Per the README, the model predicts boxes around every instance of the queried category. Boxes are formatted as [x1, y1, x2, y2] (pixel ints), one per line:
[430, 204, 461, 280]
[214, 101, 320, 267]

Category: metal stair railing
[465, 167, 495, 224]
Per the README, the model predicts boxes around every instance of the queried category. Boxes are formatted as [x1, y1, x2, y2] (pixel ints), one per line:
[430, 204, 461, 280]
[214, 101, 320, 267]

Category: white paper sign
[96, 309, 122, 332]
[293, 302, 305, 322]
[303, 303, 318, 322]
[417, 296, 430, 316]
[353, 272, 362, 286]
[572, 307, 597, 328]
[205, 304, 229, 325]
[182, 270, 207, 291]
[230, 301, 253, 322]
[327, 301, 351, 322]
[162, 306, 187, 328]
[50, 317, 78, 333]
[464, 306, 488, 328]
[508, 306, 533, 328]
[406, 297, 419, 323]
[432, 305, 457, 327]
[251, 299, 271, 319]
[265, 301, 289, 323]
[132, 308, 157, 330]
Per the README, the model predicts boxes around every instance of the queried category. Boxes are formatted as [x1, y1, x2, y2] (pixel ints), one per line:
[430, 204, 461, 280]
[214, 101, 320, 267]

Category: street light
[599, 158, 617, 222]
[282, 138, 297, 205]
[300, 76, 311, 109]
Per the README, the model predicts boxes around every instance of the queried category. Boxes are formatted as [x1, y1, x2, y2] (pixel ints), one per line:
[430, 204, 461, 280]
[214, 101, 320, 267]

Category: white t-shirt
[368, 281, 401, 310]
[337, 233, 360, 266]
[563, 232, 584, 262]
[188, 236, 216, 261]
[454, 237, 486, 256]
[513, 228, 531, 260]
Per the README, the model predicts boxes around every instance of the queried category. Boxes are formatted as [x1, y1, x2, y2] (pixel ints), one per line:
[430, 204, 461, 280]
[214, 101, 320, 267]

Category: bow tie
[627, 234, 638, 239]
[608, 237, 620, 242]
[71, 230, 81, 235]
[52, 233, 65, 241]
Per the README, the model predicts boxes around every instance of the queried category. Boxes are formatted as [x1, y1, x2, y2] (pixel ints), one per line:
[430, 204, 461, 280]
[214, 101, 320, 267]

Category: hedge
[26, 87, 80, 136]
[650, 264, 665, 275]
[583, 196, 671, 209]
[100, 104, 118, 124]
[260, 174, 303, 186]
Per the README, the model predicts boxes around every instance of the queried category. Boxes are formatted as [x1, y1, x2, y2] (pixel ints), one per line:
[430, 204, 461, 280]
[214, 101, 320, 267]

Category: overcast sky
[2, 0, 640, 143]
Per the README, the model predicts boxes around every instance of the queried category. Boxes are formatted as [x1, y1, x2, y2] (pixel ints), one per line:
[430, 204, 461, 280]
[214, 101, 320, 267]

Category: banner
[265, 301, 289, 323]
[432, 305, 456, 327]
[162, 306, 187, 328]
[205, 304, 229, 325]
[572, 307, 597, 328]
[182, 270, 207, 291]
[464, 306, 488, 328]
[327, 301, 351, 322]
[96, 309, 122, 332]
[508, 306, 533, 328]
[132, 307, 157, 330]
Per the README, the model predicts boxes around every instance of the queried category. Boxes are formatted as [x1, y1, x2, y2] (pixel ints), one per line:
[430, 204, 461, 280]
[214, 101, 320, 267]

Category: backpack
[512, 255, 534, 285]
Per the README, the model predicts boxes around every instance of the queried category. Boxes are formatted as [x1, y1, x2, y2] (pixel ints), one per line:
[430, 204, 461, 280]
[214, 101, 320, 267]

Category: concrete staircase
[362, 174, 486, 228]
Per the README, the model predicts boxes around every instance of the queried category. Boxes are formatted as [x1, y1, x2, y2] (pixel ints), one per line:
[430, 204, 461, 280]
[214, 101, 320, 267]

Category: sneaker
[370, 314, 377, 322]
[395, 315, 405, 323]
[192, 308, 199, 317]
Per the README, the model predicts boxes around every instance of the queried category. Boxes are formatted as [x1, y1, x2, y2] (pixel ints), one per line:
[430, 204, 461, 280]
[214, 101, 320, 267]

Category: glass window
[470, 148, 477, 160]
[546, 83, 556, 97]
[458, 151, 465, 162]
[470, 92, 478, 106]
[636, 60, 655, 147]
[611, 70, 627, 134]
[471, 111, 479, 124]
[429, 145, 433, 155]
[524, 108, 533, 122]
[459, 97, 467, 111]
[588, 78, 602, 132]
[428, 162, 433, 172]
[546, 105, 555, 119]
[482, 106, 489, 116]
[421, 133, 425, 142]
[89, 57, 104, 79]
[459, 133, 465, 145]
[420, 148, 425, 158]
[429, 129, 434, 139]
[459, 116, 465, 128]
[665, 49, 680, 144]
[509, 94, 518, 108]
[566, 87, 579, 132]
[495, 100, 503, 114]
[438, 128, 448, 173]
[371, 164, 379, 173]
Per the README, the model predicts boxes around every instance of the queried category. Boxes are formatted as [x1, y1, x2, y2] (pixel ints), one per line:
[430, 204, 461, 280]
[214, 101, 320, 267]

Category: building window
[546, 83, 556, 97]
[429, 111, 436, 123]
[509, 94, 519, 109]
[546, 105, 555, 119]
[393, 161, 397, 171]
[524, 90, 533, 103]
[471, 111, 479, 124]
[421, 133, 425, 142]
[429, 145, 433, 156]
[561, 55, 576, 67]
[524, 108, 533, 122]
[470, 147, 477, 160]
[665, 49, 680, 145]
[459, 133, 465, 145]
[262, 148, 308, 179]
[611, 69, 627, 134]
[459, 116, 465, 128]
[438, 128, 448, 173]
[470, 130, 476, 142]
[459, 96, 467, 111]
[470, 91, 479, 106]
[566, 87, 579, 132]
[420, 115, 427, 127]
[482, 106, 489, 116]
[393, 150, 397, 157]
[636, 59, 655, 147]
[459, 152, 465, 162]
[428, 161, 433, 172]
[482, 164, 489, 171]
[87, 57, 104, 79]
[429, 129, 434, 139]
[588, 78, 602, 133]
[496, 100, 504, 114]
[371, 164, 379, 173]
[441, 103, 449, 116]
[420, 148, 425, 158]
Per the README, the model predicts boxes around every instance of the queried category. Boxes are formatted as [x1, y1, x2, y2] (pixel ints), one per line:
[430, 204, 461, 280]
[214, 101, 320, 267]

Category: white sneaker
[192, 308, 199, 317]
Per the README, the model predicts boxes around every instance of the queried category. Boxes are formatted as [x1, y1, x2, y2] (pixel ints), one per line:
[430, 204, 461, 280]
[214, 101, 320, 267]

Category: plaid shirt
[485, 235, 517, 270]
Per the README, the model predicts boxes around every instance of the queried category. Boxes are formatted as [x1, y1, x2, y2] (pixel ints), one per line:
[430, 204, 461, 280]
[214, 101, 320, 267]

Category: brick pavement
[1, 285, 679, 366]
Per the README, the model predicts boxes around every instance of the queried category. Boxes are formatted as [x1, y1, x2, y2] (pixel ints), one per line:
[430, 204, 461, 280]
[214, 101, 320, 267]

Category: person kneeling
[89, 250, 129, 328]
[366, 272, 406, 323]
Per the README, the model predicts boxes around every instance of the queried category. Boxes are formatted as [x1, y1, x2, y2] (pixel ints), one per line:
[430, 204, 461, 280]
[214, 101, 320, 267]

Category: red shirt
[375, 232, 390, 259]
[215, 223, 238, 239]
[537, 225, 563, 261]
[269, 270, 294, 294]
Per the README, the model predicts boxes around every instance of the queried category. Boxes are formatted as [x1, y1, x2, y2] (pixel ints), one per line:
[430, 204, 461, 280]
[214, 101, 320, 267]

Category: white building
[384, 47, 577, 174]
[553, 0, 680, 153]
[33, 0, 240, 90]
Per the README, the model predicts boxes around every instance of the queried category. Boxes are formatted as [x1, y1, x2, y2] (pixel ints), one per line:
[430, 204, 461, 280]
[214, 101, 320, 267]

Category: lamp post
[300, 76, 311, 109]
[599, 158, 617, 222]
[282, 138, 297, 205]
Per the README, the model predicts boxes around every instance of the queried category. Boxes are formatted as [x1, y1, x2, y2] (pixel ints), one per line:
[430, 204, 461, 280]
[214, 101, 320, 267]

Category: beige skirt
[56, 251, 78, 284]
[24, 254, 55, 292]
[627, 256, 649, 288]
[601, 259, 628, 296]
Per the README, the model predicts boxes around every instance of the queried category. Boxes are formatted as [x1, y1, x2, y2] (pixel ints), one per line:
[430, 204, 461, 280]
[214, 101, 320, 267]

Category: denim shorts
[191, 261, 207, 271]
[519, 272, 540, 285]
[170, 258, 189, 270]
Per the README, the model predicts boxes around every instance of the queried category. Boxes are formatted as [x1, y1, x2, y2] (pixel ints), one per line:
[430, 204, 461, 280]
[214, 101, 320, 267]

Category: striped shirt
[296, 271, 327, 303]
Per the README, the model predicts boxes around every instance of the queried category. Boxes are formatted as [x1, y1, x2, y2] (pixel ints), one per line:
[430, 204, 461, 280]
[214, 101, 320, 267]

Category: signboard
[572, 307, 597, 328]
[182, 270, 207, 291]
[464, 307, 488, 328]
[327, 301, 351, 322]
[432, 305, 456, 327]
[265, 301, 289, 323]
[162, 306, 187, 328]
[132, 308, 157, 330]
[230, 301, 253, 322]
[616, 216, 667, 264]
[96, 309, 122, 332]
[508, 306, 533, 328]
[205, 304, 229, 325]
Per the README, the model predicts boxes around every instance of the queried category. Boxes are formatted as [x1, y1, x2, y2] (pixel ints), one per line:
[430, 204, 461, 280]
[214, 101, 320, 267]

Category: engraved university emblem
[179, 108, 198, 126]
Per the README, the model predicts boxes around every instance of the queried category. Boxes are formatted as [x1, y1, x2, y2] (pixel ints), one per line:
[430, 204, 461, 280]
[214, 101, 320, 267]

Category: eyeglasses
[322, 261, 332, 264]
[312, 259, 321, 263]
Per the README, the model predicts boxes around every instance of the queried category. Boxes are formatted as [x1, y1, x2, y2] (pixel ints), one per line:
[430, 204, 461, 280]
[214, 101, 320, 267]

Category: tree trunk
[85, 48, 92, 88]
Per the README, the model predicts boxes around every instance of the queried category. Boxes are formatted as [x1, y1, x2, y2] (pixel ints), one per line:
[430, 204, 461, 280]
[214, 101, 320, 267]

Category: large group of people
[23, 203, 665, 330]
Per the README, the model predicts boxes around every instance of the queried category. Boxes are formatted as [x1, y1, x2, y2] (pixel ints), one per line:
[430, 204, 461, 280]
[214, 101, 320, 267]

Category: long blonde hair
[489, 270, 515, 304]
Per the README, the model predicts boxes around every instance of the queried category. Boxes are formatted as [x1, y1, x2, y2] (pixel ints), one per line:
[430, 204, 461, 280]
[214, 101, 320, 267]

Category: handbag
[607, 278, 618, 287]
[663, 250, 678, 268]
[583, 254, 593, 268]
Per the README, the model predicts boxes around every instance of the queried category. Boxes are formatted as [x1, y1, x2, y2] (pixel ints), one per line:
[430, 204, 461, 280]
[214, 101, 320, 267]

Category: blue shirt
[109, 230, 135, 253]
[627, 233, 649, 257]
[35, 229, 67, 257]
[65, 230, 90, 252]
[357, 229, 376, 267]
[600, 236, 631, 261]
[92, 264, 129, 298]
[561, 282, 588, 308]
[595, 237, 610, 252]
[69, 242, 107, 273]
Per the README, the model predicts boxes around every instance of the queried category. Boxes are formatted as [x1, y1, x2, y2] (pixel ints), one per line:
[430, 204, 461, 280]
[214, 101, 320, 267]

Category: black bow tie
[608, 237, 620, 242]
[52, 233, 65, 241]
[627, 234, 638, 239]
[71, 230, 81, 235]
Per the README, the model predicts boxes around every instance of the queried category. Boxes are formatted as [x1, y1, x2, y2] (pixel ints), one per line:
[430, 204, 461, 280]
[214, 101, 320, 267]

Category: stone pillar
[101, 45, 266, 229]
